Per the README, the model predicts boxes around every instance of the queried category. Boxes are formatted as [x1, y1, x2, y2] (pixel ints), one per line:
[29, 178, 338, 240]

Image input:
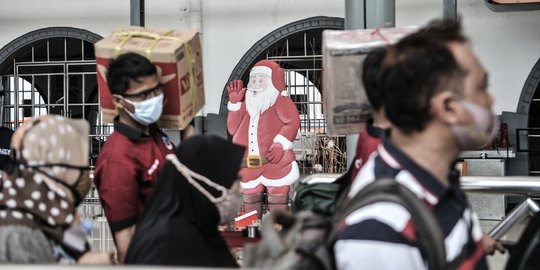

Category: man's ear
[112, 94, 125, 110]
[432, 91, 460, 125]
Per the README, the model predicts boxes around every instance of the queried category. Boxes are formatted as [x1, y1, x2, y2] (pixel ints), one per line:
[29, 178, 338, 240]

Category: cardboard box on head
[322, 26, 417, 135]
[94, 26, 205, 130]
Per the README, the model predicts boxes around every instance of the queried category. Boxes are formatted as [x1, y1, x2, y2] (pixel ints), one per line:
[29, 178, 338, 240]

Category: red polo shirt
[350, 121, 388, 182]
[94, 120, 175, 233]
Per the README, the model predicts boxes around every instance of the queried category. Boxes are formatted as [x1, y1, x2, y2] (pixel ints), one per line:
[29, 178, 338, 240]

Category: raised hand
[227, 80, 247, 103]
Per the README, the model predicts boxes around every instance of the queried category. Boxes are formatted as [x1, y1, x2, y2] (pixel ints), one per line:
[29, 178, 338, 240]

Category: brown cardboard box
[94, 26, 204, 129]
[322, 27, 416, 135]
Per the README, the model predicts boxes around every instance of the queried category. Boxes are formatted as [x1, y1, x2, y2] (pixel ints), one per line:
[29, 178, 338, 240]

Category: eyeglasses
[122, 84, 163, 100]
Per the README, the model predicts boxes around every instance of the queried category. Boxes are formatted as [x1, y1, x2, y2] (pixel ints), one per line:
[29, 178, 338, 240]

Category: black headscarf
[125, 135, 244, 267]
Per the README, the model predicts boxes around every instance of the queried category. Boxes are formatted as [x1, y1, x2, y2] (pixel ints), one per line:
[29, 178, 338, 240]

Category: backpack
[242, 210, 332, 269]
[242, 177, 448, 270]
[291, 173, 343, 215]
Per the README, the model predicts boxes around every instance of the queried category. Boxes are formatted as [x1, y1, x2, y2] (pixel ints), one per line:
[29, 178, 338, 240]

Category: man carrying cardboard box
[94, 53, 175, 263]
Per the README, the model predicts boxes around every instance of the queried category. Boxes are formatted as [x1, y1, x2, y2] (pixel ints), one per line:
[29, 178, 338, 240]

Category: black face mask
[3, 150, 89, 206]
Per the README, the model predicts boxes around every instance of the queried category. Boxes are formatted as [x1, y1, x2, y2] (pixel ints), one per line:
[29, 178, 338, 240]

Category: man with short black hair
[350, 49, 391, 179]
[334, 20, 500, 269]
[94, 52, 175, 263]
[335, 49, 390, 199]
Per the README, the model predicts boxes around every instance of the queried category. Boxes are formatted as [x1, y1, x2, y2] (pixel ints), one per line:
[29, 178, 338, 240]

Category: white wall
[201, 0, 344, 115]
[0, 0, 196, 43]
[0, 0, 538, 116]
[461, 1, 540, 114]
[0, 0, 344, 116]
[395, 0, 540, 114]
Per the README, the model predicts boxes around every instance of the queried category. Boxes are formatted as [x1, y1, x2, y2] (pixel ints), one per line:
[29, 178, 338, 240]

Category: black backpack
[243, 177, 448, 270]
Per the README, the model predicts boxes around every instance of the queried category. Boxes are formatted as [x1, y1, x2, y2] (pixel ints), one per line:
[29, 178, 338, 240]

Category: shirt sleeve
[94, 158, 140, 232]
[333, 203, 426, 270]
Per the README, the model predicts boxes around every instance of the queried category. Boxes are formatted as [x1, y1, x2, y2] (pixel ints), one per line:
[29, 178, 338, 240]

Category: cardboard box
[94, 26, 205, 129]
[322, 27, 416, 135]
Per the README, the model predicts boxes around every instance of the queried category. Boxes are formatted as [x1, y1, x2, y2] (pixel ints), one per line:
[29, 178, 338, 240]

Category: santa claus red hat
[250, 60, 286, 91]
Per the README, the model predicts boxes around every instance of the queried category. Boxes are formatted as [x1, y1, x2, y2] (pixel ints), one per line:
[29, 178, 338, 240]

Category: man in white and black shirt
[334, 19, 503, 270]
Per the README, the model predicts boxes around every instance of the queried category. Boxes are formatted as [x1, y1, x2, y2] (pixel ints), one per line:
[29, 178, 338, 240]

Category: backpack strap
[259, 212, 289, 258]
[260, 211, 334, 270]
[329, 177, 448, 270]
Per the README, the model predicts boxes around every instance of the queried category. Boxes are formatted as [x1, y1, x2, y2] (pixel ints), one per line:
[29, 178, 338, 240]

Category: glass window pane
[67, 105, 83, 119]
[68, 75, 83, 104]
[49, 75, 64, 115]
[84, 74, 98, 103]
[48, 38, 66, 61]
[66, 38, 83, 61]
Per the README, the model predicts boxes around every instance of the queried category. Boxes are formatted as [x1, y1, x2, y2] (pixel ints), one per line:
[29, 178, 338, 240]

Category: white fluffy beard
[245, 85, 280, 117]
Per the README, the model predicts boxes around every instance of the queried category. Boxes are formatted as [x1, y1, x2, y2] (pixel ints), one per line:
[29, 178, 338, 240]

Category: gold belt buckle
[247, 155, 262, 168]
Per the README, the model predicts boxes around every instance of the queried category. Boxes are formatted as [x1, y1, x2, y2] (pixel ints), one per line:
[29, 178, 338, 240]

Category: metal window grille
[0, 37, 115, 252]
[267, 33, 348, 175]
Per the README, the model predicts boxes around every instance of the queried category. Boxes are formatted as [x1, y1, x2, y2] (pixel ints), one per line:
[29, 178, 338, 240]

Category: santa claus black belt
[243, 155, 270, 169]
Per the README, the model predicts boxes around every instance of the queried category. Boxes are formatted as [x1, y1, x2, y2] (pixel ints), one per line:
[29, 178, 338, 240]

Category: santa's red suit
[227, 60, 300, 217]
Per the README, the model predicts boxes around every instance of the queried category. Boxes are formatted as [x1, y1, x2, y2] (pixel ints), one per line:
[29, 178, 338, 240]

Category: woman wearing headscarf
[125, 135, 245, 267]
[0, 115, 109, 263]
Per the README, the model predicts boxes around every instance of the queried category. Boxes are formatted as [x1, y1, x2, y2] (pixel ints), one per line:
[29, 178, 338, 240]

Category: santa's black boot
[268, 193, 289, 213]
[243, 193, 263, 220]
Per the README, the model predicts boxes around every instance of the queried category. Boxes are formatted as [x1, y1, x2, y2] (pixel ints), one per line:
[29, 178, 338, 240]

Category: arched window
[516, 58, 540, 175]
[222, 16, 347, 174]
[0, 27, 107, 166]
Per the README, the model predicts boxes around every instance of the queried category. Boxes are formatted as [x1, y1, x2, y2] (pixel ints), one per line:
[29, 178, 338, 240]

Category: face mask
[450, 100, 497, 150]
[166, 154, 242, 225]
[4, 153, 87, 206]
[123, 94, 164, 125]
[29, 163, 87, 206]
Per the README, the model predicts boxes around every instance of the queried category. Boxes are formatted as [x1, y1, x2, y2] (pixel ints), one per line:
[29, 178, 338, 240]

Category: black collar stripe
[113, 117, 160, 141]
[380, 140, 448, 200]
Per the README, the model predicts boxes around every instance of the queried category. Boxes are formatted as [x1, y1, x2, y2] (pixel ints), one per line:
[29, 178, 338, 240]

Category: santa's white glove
[227, 80, 247, 103]
[266, 143, 285, 163]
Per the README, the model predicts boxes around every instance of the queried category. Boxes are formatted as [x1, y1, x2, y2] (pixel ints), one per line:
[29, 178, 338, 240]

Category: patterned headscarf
[0, 115, 89, 244]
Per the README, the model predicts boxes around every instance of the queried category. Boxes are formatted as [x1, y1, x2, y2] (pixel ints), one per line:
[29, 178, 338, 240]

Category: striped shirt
[334, 140, 488, 270]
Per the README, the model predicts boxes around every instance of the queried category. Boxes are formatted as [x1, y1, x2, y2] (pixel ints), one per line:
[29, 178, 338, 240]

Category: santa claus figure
[227, 60, 300, 218]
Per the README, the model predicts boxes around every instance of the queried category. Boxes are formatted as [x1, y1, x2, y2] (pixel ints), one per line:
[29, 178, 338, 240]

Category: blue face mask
[123, 94, 164, 125]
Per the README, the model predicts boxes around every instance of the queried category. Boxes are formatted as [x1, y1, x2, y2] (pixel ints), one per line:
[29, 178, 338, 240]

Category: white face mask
[450, 100, 497, 150]
[123, 94, 164, 125]
[165, 154, 243, 225]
